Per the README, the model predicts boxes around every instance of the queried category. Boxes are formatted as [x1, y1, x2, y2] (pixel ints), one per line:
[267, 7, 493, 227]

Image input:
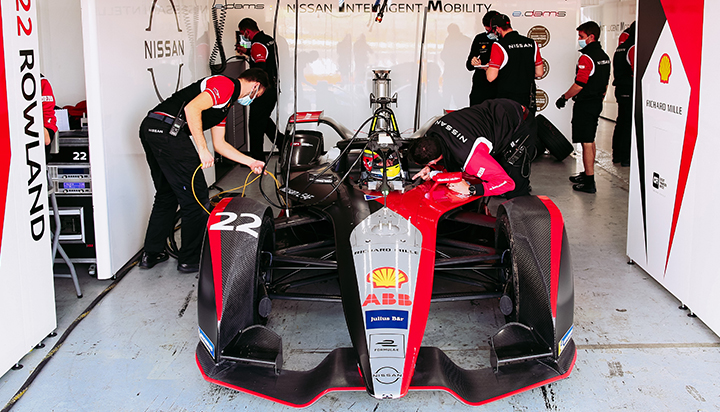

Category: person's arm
[250, 42, 269, 72]
[41, 77, 57, 145]
[534, 43, 544, 78]
[210, 125, 265, 174]
[183, 92, 216, 169]
[466, 34, 482, 71]
[563, 54, 593, 99]
[448, 141, 515, 196]
[485, 43, 505, 82]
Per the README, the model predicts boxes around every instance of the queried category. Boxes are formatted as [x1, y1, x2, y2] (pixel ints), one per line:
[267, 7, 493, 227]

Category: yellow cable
[192, 164, 284, 215]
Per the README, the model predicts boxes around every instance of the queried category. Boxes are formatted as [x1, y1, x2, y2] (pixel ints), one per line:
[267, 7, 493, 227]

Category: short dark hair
[408, 134, 443, 165]
[491, 14, 511, 31]
[482, 10, 499, 28]
[577, 21, 601, 40]
[238, 18, 259, 31]
[239, 68, 270, 89]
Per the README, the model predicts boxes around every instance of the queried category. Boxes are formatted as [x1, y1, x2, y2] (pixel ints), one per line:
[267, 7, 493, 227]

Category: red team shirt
[200, 75, 236, 127]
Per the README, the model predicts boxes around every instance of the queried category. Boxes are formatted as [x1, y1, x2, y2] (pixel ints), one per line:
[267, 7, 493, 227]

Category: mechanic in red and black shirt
[409, 99, 533, 199]
[485, 14, 544, 111]
[556, 21, 611, 193]
[612, 21, 635, 166]
[466, 10, 499, 106]
[139, 68, 269, 273]
[237, 18, 283, 161]
[41, 74, 58, 158]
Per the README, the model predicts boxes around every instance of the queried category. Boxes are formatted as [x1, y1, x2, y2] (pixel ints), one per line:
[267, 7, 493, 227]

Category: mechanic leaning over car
[138, 68, 269, 274]
[409, 98, 533, 199]
[236, 18, 284, 161]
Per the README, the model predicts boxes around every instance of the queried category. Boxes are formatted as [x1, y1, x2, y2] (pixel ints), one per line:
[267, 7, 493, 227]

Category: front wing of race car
[195, 179, 575, 407]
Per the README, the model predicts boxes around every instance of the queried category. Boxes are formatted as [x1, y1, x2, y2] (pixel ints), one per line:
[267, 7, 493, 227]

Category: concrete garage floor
[2, 119, 720, 411]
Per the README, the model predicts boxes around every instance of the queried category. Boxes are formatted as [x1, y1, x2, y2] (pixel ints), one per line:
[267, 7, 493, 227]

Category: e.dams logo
[659, 53, 672, 84]
[367, 267, 408, 288]
[512, 10, 567, 18]
[144, 0, 185, 102]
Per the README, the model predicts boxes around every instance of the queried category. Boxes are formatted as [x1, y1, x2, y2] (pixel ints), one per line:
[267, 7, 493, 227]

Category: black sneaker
[573, 181, 596, 193]
[139, 251, 169, 269]
[177, 263, 200, 273]
[569, 172, 586, 183]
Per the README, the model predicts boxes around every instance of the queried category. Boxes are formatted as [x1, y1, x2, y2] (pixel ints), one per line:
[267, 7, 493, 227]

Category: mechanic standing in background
[612, 21, 635, 167]
[556, 21, 611, 194]
[485, 14, 544, 112]
[236, 18, 283, 161]
[466, 10, 499, 106]
[139, 68, 269, 274]
[409, 98, 533, 199]
[41, 74, 58, 158]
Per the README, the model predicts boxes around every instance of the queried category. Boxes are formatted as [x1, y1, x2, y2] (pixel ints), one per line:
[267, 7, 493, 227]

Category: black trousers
[612, 95, 632, 162]
[139, 116, 209, 265]
[248, 86, 282, 161]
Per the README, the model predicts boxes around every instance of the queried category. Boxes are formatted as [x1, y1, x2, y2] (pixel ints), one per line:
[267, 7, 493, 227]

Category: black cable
[209, 2, 227, 74]
[1, 250, 143, 412]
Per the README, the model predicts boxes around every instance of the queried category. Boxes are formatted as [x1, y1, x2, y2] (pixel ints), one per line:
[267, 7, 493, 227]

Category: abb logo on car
[363, 267, 412, 306]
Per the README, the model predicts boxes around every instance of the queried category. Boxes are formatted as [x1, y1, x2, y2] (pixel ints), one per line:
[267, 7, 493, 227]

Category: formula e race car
[195, 94, 575, 407]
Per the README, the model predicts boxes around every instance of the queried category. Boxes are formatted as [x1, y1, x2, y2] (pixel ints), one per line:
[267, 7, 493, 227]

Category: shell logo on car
[659, 53, 672, 84]
[367, 267, 408, 288]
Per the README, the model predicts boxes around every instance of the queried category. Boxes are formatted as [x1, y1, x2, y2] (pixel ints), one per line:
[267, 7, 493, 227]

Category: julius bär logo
[144, 0, 185, 102]
[659, 53, 672, 84]
[367, 267, 408, 288]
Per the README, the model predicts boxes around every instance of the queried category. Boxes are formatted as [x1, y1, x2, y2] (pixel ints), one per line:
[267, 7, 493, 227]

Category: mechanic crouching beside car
[409, 98, 533, 199]
[138, 68, 269, 273]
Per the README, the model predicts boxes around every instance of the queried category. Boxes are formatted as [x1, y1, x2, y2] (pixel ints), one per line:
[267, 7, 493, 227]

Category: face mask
[238, 86, 258, 106]
[578, 39, 587, 49]
[487, 33, 498, 41]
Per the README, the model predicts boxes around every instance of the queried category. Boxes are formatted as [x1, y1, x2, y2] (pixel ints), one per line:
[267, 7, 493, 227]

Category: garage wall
[81, 0, 213, 279]
[216, 0, 580, 148]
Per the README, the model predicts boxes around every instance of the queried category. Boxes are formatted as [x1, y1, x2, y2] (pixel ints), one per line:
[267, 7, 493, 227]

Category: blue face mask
[487, 33, 498, 41]
[238, 86, 258, 106]
[578, 39, 587, 49]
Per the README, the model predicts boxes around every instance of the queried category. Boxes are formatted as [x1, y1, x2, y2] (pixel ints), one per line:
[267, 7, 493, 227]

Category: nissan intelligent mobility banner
[0, 0, 56, 374]
[628, 0, 720, 336]
[221, 0, 580, 142]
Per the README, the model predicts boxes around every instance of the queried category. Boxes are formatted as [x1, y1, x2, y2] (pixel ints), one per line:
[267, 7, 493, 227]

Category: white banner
[0, 0, 56, 374]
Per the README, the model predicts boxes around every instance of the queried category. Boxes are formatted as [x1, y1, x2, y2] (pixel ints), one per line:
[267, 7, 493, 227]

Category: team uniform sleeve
[534, 42, 543, 66]
[487, 43, 506, 69]
[463, 140, 515, 196]
[574, 54, 594, 87]
[202, 76, 235, 127]
[628, 45, 636, 73]
[250, 42, 270, 71]
[41, 77, 58, 134]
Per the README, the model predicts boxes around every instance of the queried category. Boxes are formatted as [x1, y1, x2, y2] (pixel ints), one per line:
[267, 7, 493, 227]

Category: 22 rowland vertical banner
[0, 0, 56, 374]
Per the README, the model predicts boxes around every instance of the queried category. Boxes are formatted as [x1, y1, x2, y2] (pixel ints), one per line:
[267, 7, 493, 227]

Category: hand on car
[413, 166, 432, 181]
[447, 180, 471, 196]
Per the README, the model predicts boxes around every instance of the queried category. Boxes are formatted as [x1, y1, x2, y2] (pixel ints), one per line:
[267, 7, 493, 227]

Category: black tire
[495, 213, 520, 323]
[536, 114, 573, 161]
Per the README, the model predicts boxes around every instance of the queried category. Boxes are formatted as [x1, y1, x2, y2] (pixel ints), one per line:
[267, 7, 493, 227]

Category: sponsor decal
[288, 2, 492, 14]
[354, 248, 418, 255]
[512, 10, 567, 18]
[659, 53, 672, 84]
[373, 366, 402, 385]
[367, 267, 408, 288]
[365, 309, 409, 329]
[535, 89, 548, 112]
[363, 293, 412, 307]
[199, 327, 215, 357]
[652, 172, 667, 191]
[279, 186, 315, 201]
[645, 99, 683, 116]
[558, 325, 573, 356]
[370, 334, 405, 357]
[224, 2, 265, 9]
[364, 194, 382, 201]
[144, 0, 185, 102]
[527, 26, 550, 48]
